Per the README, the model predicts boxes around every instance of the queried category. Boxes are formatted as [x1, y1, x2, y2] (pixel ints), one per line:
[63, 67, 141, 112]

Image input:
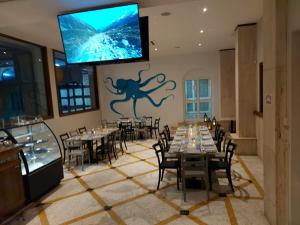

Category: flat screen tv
[58, 4, 144, 65]
[0, 60, 15, 81]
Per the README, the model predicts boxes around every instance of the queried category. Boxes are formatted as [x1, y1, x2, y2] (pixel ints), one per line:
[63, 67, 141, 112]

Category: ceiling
[0, 0, 263, 58]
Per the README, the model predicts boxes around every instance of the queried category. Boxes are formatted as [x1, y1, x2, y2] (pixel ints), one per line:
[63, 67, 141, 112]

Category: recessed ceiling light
[154, 48, 158, 51]
[203, 7, 207, 12]
[200, 30, 204, 34]
[198, 43, 202, 47]
[3, 51, 7, 54]
[161, 12, 171, 17]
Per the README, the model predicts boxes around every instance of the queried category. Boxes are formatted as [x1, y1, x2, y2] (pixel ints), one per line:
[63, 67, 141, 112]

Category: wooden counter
[0, 145, 25, 223]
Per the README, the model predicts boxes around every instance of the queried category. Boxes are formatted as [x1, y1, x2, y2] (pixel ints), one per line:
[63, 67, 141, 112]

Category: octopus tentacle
[140, 73, 166, 88]
[133, 98, 138, 118]
[110, 98, 130, 116]
[144, 80, 176, 94]
[136, 63, 150, 83]
[105, 77, 118, 89]
[104, 77, 123, 95]
[145, 94, 174, 107]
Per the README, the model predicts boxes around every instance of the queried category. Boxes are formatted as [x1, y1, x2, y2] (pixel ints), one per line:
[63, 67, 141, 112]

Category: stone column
[263, 0, 289, 224]
[219, 49, 235, 120]
[232, 24, 257, 155]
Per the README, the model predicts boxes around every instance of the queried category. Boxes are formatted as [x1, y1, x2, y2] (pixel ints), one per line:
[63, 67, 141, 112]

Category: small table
[67, 128, 119, 163]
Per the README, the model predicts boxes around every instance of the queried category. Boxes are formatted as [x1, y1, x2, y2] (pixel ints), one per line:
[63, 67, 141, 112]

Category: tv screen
[0, 60, 15, 81]
[58, 4, 143, 65]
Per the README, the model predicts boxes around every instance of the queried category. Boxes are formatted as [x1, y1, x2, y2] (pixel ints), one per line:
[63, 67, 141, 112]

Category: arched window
[183, 68, 212, 120]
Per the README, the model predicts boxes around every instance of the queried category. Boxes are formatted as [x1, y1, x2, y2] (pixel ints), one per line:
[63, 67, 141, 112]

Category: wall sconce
[204, 113, 208, 122]
[207, 118, 212, 130]
[212, 116, 217, 127]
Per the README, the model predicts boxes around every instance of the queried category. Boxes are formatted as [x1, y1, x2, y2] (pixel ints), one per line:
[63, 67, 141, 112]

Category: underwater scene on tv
[58, 4, 143, 64]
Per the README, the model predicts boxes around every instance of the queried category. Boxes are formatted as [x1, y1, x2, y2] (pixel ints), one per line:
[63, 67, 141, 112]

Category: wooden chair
[96, 132, 117, 164]
[144, 116, 153, 137]
[68, 130, 79, 137]
[152, 139, 180, 190]
[152, 118, 160, 139]
[213, 124, 221, 140]
[215, 130, 225, 152]
[181, 153, 210, 202]
[78, 127, 87, 134]
[208, 140, 237, 192]
[120, 121, 135, 142]
[65, 139, 90, 171]
[59, 133, 69, 162]
[164, 124, 174, 141]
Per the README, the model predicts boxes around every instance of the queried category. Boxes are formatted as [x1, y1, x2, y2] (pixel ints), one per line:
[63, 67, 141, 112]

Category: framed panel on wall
[53, 50, 99, 116]
[0, 33, 53, 123]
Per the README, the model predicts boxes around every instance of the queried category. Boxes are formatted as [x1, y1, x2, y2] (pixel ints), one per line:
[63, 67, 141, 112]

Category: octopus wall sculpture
[104, 65, 176, 118]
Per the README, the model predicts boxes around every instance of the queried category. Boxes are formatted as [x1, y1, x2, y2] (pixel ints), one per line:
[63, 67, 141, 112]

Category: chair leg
[81, 155, 84, 171]
[107, 151, 112, 165]
[155, 129, 157, 139]
[183, 176, 186, 202]
[112, 147, 118, 160]
[176, 168, 180, 190]
[227, 168, 234, 192]
[161, 168, 165, 181]
[208, 168, 213, 191]
[157, 168, 161, 190]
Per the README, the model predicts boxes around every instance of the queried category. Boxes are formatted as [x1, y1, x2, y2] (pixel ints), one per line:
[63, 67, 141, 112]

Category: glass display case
[0, 121, 63, 202]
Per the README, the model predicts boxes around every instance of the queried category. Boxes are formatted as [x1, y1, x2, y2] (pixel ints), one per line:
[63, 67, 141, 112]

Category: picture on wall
[104, 64, 176, 118]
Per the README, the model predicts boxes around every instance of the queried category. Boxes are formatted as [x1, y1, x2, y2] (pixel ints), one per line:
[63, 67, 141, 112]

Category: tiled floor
[7, 139, 270, 225]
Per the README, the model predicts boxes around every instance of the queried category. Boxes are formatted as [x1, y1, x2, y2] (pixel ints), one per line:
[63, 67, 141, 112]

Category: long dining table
[168, 125, 218, 155]
[67, 127, 119, 163]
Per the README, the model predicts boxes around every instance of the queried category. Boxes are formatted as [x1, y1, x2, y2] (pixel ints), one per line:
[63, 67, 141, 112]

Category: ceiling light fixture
[175, 46, 181, 49]
[154, 48, 158, 51]
[200, 30, 204, 34]
[198, 43, 202, 47]
[203, 7, 207, 12]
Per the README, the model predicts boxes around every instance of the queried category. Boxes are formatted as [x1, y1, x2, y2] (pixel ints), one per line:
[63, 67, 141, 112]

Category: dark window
[259, 62, 263, 113]
[0, 33, 53, 122]
[53, 50, 99, 116]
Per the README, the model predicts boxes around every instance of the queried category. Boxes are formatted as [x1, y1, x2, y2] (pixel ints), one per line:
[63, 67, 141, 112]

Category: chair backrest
[107, 132, 116, 148]
[154, 118, 160, 129]
[164, 125, 171, 140]
[59, 133, 69, 151]
[121, 121, 132, 130]
[152, 138, 166, 165]
[222, 132, 231, 152]
[69, 130, 79, 137]
[78, 127, 87, 134]
[106, 121, 118, 128]
[181, 153, 208, 173]
[224, 140, 236, 165]
[65, 139, 83, 151]
[159, 130, 169, 151]
[144, 116, 153, 127]
[216, 130, 225, 152]
[214, 124, 221, 139]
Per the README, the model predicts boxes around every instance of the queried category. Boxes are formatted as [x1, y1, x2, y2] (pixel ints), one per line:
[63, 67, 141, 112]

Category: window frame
[184, 78, 213, 120]
[0, 32, 54, 120]
[52, 50, 100, 117]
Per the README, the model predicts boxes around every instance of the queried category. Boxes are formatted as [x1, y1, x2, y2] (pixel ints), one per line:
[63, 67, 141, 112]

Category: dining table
[168, 125, 218, 188]
[67, 127, 119, 163]
[169, 125, 218, 155]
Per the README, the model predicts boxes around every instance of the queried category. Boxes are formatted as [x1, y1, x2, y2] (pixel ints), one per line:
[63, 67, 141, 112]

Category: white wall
[98, 52, 220, 127]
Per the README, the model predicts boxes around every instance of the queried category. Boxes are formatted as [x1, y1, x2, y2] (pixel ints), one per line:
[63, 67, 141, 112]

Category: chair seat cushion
[209, 160, 229, 169]
[161, 160, 179, 168]
[184, 170, 206, 177]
